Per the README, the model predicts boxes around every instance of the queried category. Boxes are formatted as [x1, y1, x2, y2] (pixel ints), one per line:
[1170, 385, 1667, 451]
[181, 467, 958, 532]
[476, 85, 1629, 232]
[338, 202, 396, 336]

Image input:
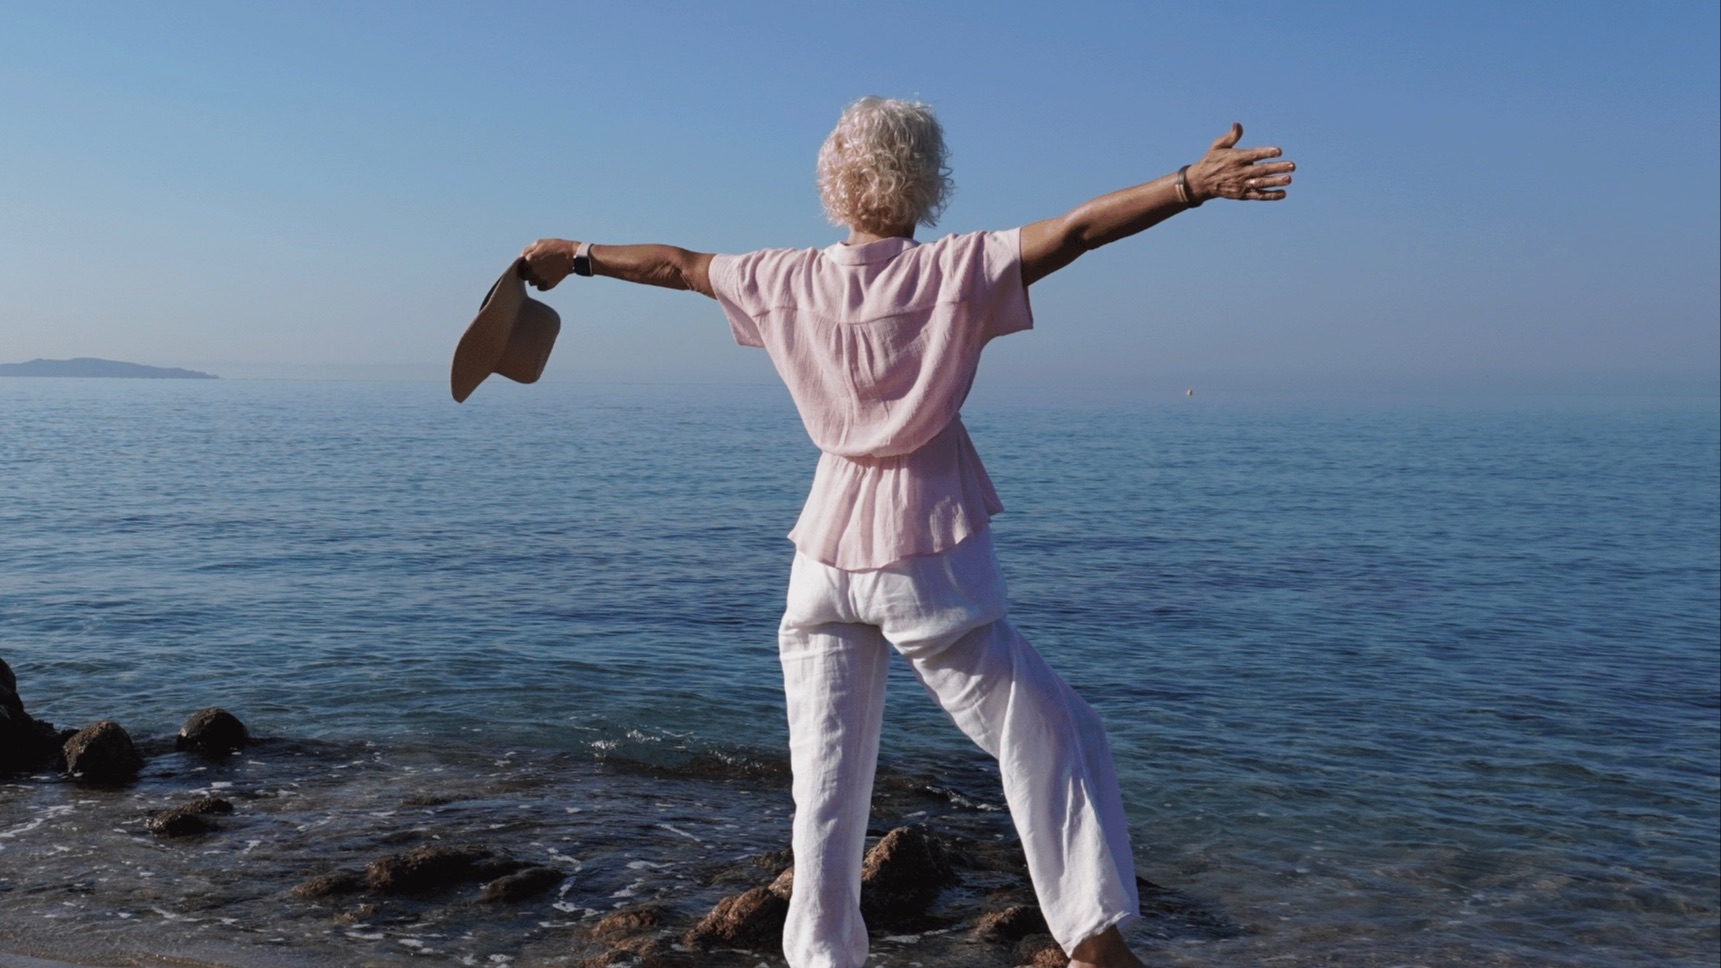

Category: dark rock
[682, 886, 789, 949]
[364, 845, 500, 895]
[62, 720, 144, 782]
[859, 825, 955, 920]
[147, 809, 219, 837]
[146, 796, 234, 838]
[471, 855, 532, 881]
[0, 662, 66, 775]
[973, 903, 1049, 942]
[0, 685, 30, 767]
[185, 795, 235, 815]
[176, 707, 249, 755]
[292, 870, 367, 900]
[480, 866, 564, 903]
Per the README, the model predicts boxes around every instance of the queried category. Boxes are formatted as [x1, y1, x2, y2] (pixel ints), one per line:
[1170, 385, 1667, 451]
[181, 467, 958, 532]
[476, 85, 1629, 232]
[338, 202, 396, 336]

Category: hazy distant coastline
[0, 357, 217, 379]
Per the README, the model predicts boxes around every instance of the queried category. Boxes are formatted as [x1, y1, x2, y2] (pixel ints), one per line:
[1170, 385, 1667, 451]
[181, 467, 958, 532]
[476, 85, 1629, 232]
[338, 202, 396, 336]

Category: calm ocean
[2, 377, 1717, 967]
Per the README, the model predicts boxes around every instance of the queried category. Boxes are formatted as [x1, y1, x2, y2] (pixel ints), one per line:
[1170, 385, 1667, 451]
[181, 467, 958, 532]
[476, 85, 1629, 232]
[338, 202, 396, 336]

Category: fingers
[1250, 160, 1296, 176]
[1246, 174, 1293, 189]
[1209, 122, 1242, 152]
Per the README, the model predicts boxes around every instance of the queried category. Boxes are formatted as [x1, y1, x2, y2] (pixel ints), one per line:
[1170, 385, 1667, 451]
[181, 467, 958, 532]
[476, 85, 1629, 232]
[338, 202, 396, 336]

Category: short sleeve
[708, 253, 765, 348]
[981, 228, 1034, 340]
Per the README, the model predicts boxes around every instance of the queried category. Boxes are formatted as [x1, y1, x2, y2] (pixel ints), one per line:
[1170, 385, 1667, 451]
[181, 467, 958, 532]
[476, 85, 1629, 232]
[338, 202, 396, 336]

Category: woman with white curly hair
[522, 95, 1294, 968]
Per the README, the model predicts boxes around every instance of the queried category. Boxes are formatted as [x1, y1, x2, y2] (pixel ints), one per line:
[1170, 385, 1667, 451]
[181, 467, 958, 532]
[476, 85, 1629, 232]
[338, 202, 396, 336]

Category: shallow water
[2, 378, 1717, 966]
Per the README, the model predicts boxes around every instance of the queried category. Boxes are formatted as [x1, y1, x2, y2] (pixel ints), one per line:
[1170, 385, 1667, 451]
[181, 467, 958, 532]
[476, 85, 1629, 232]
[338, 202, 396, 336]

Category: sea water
[1, 377, 1716, 966]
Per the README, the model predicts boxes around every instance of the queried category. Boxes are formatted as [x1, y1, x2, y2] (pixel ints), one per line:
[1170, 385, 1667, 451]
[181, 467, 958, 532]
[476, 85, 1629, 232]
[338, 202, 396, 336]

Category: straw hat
[450, 260, 561, 403]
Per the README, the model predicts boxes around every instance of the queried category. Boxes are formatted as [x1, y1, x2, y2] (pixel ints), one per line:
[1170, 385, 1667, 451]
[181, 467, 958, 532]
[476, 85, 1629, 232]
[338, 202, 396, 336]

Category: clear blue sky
[2, 1, 1716, 390]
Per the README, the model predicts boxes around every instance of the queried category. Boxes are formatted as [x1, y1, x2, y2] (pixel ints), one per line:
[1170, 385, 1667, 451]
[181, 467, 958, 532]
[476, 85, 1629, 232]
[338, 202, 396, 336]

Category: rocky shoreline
[2, 657, 1237, 967]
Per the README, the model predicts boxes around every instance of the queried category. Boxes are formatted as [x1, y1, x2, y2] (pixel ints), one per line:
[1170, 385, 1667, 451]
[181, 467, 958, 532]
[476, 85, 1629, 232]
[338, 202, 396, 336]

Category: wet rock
[480, 865, 564, 903]
[176, 707, 250, 756]
[147, 809, 219, 837]
[333, 901, 380, 922]
[859, 825, 955, 920]
[585, 905, 692, 968]
[580, 939, 694, 968]
[591, 904, 667, 940]
[364, 845, 505, 895]
[471, 854, 532, 882]
[767, 864, 794, 899]
[973, 903, 1048, 942]
[146, 796, 234, 838]
[0, 661, 67, 775]
[63, 720, 144, 783]
[1011, 934, 1067, 967]
[682, 886, 789, 949]
[292, 870, 367, 900]
[1136, 874, 1242, 940]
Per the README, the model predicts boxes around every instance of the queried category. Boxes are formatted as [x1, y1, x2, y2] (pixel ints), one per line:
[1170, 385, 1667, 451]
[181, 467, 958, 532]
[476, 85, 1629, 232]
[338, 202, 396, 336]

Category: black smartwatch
[572, 241, 594, 277]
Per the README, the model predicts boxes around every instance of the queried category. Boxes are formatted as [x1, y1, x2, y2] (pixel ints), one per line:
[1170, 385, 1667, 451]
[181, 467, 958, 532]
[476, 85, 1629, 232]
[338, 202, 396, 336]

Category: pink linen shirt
[709, 229, 1033, 570]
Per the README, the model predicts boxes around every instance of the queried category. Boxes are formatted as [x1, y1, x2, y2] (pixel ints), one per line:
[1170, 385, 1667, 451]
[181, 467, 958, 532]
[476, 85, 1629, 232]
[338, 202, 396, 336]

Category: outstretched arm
[519, 239, 716, 299]
[1018, 123, 1294, 286]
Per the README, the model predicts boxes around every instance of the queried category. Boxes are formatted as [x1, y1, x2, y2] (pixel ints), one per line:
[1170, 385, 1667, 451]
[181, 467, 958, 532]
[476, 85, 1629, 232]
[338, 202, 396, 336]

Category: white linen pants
[778, 527, 1139, 968]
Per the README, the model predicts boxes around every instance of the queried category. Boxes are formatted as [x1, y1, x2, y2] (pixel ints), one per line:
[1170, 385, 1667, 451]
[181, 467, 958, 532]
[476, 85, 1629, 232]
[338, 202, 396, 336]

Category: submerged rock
[147, 796, 235, 838]
[63, 720, 144, 783]
[364, 845, 525, 895]
[176, 707, 250, 756]
[480, 865, 565, 903]
[683, 886, 788, 949]
[292, 870, 367, 900]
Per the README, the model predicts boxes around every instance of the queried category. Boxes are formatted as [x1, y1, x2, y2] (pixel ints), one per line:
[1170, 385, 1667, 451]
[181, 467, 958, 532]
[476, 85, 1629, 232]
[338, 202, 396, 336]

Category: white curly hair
[816, 96, 954, 235]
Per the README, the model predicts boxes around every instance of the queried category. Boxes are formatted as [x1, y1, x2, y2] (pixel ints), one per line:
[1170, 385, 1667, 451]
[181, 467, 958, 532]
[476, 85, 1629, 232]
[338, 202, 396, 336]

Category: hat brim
[451, 261, 529, 403]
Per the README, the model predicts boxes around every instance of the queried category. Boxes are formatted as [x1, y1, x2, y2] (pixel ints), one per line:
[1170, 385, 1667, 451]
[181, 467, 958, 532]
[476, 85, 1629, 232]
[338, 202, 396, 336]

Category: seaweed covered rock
[176, 707, 250, 756]
[63, 720, 144, 783]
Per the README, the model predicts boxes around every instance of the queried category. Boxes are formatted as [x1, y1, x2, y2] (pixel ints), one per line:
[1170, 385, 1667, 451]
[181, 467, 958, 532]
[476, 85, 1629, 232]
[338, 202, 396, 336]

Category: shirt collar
[823, 236, 919, 266]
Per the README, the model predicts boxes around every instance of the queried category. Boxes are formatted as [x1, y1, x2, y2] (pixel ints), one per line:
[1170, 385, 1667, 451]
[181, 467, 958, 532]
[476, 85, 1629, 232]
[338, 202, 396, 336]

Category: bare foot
[1067, 924, 1148, 968]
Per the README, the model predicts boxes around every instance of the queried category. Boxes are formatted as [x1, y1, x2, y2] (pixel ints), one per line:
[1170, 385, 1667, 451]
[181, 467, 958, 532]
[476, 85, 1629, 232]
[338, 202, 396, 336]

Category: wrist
[572, 241, 594, 277]
[1177, 165, 1206, 207]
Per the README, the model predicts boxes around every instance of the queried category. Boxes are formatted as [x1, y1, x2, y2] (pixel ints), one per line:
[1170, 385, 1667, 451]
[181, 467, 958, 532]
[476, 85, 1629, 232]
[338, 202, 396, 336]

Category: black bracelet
[1177, 165, 1203, 208]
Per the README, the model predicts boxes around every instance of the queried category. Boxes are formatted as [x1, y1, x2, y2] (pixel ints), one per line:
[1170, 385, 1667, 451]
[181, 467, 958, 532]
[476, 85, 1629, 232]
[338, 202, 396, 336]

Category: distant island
[0, 358, 218, 379]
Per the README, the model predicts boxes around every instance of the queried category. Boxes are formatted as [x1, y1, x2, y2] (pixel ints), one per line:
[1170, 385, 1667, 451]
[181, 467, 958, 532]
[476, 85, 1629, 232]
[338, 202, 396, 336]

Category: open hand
[1186, 123, 1294, 202]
